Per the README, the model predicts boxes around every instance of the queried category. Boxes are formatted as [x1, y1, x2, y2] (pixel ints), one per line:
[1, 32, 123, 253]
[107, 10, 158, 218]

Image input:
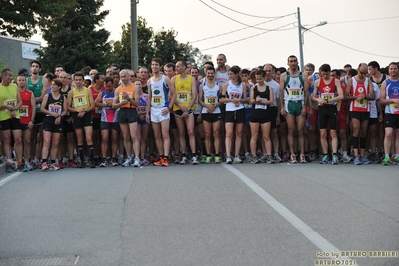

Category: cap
[84, 75, 92, 81]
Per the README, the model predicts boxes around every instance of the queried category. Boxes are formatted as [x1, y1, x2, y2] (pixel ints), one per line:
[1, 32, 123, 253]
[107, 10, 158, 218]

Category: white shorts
[150, 107, 170, 123]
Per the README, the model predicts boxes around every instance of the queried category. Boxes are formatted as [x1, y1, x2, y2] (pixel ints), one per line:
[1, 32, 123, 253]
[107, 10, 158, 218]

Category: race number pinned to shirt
[205, 96, 218, 105]
[152, 96, 163, 106]
[4, 99, 16, 112]
[73, 94, 88, 107]
[321, 93, 333, 102]
[255, 98, 267, 110]
[177, 92, 190, 103]
[49, 104, 62, 114]
[19, 105, 29, 117]
[354, 99, 368, 109]
[288, 88, 301, 97]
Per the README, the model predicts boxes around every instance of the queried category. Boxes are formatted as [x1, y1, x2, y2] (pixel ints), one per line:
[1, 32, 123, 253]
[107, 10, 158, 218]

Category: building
[0, 36, 41, 73]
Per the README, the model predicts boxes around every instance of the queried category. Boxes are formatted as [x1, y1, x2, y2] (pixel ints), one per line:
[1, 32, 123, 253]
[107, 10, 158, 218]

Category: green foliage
[109, 17, 211, 70]
[36, 0, 111, 73]
[0, 0, 76, 38]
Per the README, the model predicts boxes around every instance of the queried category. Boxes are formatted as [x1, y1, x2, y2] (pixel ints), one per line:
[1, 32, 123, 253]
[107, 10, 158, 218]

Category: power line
[198, 0, 295, 31]
[190, 22, 296, 43]
[200, 22, 295, 52]
[208, 0, 288, 19]
[328, 16, 399, 24]
[308, 29, 399, 58]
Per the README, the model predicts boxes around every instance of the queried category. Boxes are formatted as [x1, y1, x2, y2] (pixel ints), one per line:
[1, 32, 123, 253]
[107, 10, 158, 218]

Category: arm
[95, 92, 107, 108]
[279, 73, 286, 115]
[366, 79, 375, 101]
[345, 78, 357, 101]
[331, 79, 344, 102]
[219, 83, 229, 104]
[86, 89, 95, 112]
[112, 88, 128, 109]
[188, 77, 197, 110]
[30, 93, 36, 122]
[61, 96, 68, 117]
[40, 94, 58, 117]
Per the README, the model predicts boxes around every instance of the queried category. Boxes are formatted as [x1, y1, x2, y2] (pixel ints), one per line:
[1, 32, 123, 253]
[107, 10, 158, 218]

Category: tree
[0, 0, 76, 39]
[36, 0, 111, 73]
[109, 17, 211, 70]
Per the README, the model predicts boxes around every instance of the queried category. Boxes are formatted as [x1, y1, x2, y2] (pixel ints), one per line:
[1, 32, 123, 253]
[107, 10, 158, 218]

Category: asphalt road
[0, 161, 398, 266]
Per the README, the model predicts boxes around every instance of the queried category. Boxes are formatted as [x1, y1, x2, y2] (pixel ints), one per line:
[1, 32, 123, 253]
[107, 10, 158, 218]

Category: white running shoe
[122, 157, 132, 167]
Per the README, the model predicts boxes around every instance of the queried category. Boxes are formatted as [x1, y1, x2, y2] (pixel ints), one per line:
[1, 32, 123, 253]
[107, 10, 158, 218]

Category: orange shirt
[118, 83, 136, 109]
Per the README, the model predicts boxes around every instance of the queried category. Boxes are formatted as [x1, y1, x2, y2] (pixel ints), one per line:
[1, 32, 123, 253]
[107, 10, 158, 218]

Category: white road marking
[222, 164, 359, 265]
[0, 172, 22, 188]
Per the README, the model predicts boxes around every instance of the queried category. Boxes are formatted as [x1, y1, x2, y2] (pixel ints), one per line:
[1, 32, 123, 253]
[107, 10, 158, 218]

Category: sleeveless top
[101, 91, 117, 123]
[71, 87, 91, 110]
[250, 84, 270, 118]
[226, 81, 244, 111]
[0, 83, 20, 121]
[149, 75, 169, 109]
[174, 74, 193, 111]
[284, 72, 304, 102]
[27, 76, 43, 112]
[384, 78, 399, 115]
[90, 85, 104, 118]
[19, 89, 33, 124]
[317, 77, 337, 106]
[349, 77, 370, 112]
[201, 81, 221, 114]
[45, 93, 64, 116]
[118, 83, 136, 109]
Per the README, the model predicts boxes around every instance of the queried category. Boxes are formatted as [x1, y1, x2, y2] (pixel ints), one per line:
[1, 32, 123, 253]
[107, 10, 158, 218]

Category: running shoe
[226, 156, 233, 164]
[162, 157, 169, 167]
[174, 155, 180, 164]
[259, 153, 267, 163]
[382, 157, 390, 166]
[153, 157, 163, 166]
[274, 153, 282, 163]
[319, 155, 329, 164]
[42, 162, 49, 171]
[290, 154, 298, 164]
[309, 151, 316, 161]
[58, 161, 64, 169]
[245, 152, 252, 163]
[205, 156, 212, 164]
[233, 156, 243, 164]
[25, 161, 32, 171]
[200, 155, 206, 163]
[300, 154, 306, 163]
[192, 156, 199, 165]
[17, 164, 28, 172]
[332, 155, 339, 165]
[52, 163, 60, 171]
[133, 157, 140, 167]
[342, 153, 352, 163]
[362, 156, 371, 165]
[100, 159, 108, 167]
[86, 161, 95, 168]
[354, 156, 362, 165]
[180, 157, 189, 165]
[251, 156, 260, 164]
[371, 153, 380, 164]
[68, 161, 79, 168]
[266, 155, 275, 164]
[214, 156, 221, 164]
[111, 158, 119, 167]
[122, 157, 132, 167]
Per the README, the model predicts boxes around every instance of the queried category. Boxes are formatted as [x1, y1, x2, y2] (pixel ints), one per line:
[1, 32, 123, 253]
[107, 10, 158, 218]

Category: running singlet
[174, 74, 193, 111]
[284, 72, 304, 102]
[317, 78, 337, 106]
[118, 83, 136, 109]
[251, 85, 270, 118]
[149, 75, 169, 109]
[0, 83, 20, 121]
[90, 86, 105, 118]
[369, 83, 380, 119]
[101, 91, 117, 123]
[201, 82, 221, 114]
[45, 93, 64, 116]
[216, 71, 229, 86]
[226, 81, 244, 111]
[137, 94, 148, 114]
[19, 89, 33, 124]
[371, 74, 386, 89]
[384, 78, 399, 115]
[71, 87, 91, 110]
[27, 76, 43, 112]
[349, 77, 370, 112]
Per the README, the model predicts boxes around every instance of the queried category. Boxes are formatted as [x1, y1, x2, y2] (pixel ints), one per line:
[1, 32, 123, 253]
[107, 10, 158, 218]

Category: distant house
[0, 36, 41, 73]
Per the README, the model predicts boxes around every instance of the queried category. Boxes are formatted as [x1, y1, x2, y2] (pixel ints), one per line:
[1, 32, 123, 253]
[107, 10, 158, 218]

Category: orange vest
[118, 83, 136, 108]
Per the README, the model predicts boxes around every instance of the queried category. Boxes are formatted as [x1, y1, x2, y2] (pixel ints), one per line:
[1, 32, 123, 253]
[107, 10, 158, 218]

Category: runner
[279, 55, 309, 163]
[172, 60, 198, 165]
[220, 65, 249, 164]
[147, 58, 176, 167]
[135, 79, 150, 166]
[40, 79, 68, 171]
[311, 64, 344, 165]
[198, 66, 222, 164]
[345, 63, 375, 165]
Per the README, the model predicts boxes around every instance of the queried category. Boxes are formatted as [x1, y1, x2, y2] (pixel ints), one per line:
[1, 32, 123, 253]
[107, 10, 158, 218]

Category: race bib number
[229, 92, 241, 99]
[205, 96, 218, 105]
[119, 92, 132, 102]
[177, 92, 190, 103]
[74, 94, 88, 107]
[19, 105, 29, 117]
[152, 96, 163, 106]
[137, 106, 146, 113]
[288, 88, 301, 97]
[255, 98, 267, 110]
[321, 93, 334, 101]
[4, 99, 16, 112]
[49, 104, 62, 114]
[390, 103, 399, 114]
[354, 99, 368, 109]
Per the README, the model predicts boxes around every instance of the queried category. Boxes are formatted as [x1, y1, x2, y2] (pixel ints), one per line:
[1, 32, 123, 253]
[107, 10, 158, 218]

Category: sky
[32, 0, 399, 71]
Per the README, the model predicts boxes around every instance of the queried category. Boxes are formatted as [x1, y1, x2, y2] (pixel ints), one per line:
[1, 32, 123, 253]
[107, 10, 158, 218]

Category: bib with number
[177, 92, 190, 103]
[321, 93, 334, 101]
[288, 88, 301, 97]
[4, 99, 16, 112]
[119, 92, 132, 102]
[152, 96, 163, 106]
[19, 105, 29, 117]
[49, 104, 62, 114]
[73, 94, 88, 107]
[354, 99, 368, 109]
[205, 96, 218, 105]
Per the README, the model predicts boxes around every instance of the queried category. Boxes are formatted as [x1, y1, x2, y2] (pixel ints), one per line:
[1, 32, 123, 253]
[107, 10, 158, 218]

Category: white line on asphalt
[222, 164, 359, 265]
[0, 172, 22, 188]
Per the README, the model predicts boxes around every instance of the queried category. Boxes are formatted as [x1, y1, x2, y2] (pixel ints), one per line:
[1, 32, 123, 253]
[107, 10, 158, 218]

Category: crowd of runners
[1, 54, 399, 172]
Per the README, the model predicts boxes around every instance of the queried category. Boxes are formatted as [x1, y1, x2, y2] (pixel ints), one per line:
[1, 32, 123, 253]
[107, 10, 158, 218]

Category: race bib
[229, 92, 241, 99]
[354, 99, 368, 108]
[152, 96, 163, 106]
[137, 106, 146, 113]
[119, 92, 132, 102]
[4, 99, 16, 112]
[95, 107, 102, 114]
[19, 105, 29, 117]
[321, 93, 334, 101]
[255, 98, 267, 110]
[390, 103, 399, 114]
[49, 104, 62, 114]
[205, 96, 218, 105]
[73, 94, 88, 107]
[288, 88, 301, 97]
[177, 92, 190, 103]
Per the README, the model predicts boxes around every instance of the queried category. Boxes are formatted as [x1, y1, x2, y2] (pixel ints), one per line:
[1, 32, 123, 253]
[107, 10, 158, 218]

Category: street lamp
[297, 7, 327, 72]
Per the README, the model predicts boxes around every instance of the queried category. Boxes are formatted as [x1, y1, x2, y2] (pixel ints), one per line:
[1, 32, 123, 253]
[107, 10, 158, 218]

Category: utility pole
[297, 7, 305, 73]
[131, 0, 139, 71]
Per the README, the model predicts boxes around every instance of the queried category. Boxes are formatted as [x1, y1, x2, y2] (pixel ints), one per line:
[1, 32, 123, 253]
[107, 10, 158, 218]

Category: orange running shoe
[153, 157, 163, 166]
[162, 157, 169, 167]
